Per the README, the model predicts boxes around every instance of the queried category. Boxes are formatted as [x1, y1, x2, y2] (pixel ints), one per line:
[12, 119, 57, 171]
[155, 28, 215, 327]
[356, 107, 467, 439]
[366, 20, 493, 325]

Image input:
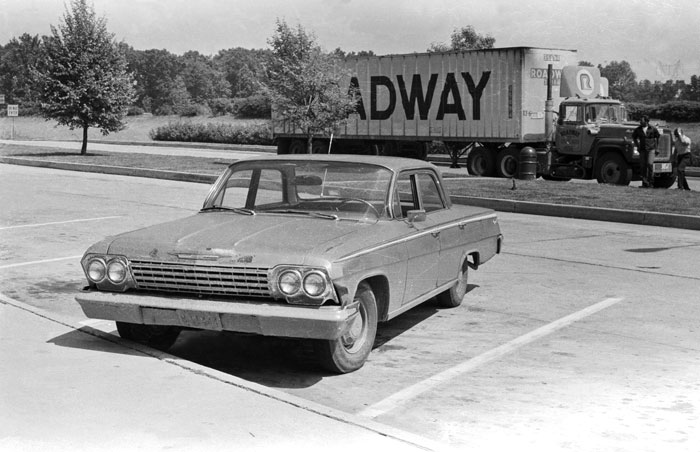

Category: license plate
[654, 162, 672, 173]
[177, 310, 223, 330]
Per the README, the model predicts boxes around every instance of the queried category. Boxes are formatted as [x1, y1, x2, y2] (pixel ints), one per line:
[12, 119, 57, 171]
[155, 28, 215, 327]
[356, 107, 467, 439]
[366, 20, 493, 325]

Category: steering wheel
[334, 197, 381, 218]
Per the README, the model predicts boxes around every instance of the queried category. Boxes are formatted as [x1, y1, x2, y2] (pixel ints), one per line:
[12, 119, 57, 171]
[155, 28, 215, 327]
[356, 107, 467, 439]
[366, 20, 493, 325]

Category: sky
[2, 0, 699, 82]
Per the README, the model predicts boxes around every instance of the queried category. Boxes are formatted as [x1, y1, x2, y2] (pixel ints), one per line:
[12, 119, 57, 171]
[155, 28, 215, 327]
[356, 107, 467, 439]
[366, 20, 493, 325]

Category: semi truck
[273, 46, 676, 187]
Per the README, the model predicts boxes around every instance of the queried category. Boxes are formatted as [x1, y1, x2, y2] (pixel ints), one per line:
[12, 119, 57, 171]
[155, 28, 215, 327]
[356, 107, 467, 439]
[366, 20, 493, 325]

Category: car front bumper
[75, 290, 356, 340]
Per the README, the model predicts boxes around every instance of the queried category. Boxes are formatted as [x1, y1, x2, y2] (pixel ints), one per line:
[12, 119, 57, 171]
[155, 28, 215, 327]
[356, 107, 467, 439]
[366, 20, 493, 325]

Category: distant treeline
[2, 33, 700, 121]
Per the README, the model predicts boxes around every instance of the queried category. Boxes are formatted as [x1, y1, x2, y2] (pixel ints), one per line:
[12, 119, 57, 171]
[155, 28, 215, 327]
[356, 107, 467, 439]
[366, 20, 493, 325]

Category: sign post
[7, 104, 18, 140]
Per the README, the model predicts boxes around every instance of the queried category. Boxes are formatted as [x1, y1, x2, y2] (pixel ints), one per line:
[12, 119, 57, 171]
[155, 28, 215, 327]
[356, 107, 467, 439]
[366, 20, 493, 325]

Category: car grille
[129, 260, 270, 297]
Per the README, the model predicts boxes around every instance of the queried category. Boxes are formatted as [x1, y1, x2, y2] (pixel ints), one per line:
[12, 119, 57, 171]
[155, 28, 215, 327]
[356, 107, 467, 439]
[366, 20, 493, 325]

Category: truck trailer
[273, 46, 675, 187]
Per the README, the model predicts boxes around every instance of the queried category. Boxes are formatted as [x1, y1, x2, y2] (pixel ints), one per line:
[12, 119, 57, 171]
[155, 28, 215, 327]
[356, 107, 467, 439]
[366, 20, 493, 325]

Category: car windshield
[203, 160, 393, 221]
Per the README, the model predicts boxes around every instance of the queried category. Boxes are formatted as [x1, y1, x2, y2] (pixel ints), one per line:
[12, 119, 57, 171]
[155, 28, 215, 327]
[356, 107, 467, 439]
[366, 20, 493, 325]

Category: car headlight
[303, 271, 326, 297]
[87, 258, 107, 282]
[81, 254, 133, 291]
[107, 259, 128, 284]
[271, 266, 338, 305]
[278, 270, 302, 295]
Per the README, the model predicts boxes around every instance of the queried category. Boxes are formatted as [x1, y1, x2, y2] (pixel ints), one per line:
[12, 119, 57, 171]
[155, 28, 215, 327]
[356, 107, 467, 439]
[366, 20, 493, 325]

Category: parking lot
[2, 163, 699, 451]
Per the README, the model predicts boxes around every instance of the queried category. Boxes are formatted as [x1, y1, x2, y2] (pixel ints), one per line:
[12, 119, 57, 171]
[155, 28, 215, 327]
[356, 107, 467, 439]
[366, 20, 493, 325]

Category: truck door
[555, 104, 586, 155]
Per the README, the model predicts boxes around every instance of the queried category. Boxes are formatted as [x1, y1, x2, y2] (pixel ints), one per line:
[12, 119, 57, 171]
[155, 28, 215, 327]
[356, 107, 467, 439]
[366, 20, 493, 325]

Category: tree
[599, 61, 636, 101]
[0, 34, 44, 110]
[265, 20, 357, 153]
[428, 26, 495, 52]
[36, 0, 135, 154]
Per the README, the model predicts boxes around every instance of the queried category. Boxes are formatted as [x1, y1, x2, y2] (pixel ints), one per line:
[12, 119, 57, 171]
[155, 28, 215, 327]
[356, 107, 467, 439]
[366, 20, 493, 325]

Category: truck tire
[311, 140, 328, 154]
[288, 139, 307, 154]
[653, 173, 676, 189]
[496, 147, 520, 178]
[467, 146, 496, 177]
[595, 152, 632, 186]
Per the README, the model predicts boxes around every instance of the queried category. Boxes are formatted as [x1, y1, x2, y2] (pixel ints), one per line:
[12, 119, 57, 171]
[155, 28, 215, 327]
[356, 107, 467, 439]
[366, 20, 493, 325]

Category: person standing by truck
[674, 127, 692, 190]
[632, 115, 660, 188]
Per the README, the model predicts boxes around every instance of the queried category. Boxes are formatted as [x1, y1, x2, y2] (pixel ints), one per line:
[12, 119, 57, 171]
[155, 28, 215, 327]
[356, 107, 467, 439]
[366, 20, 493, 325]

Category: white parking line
[0, 255, 83, 270]
[358, 296, 624, 419]
[0, 215, 123, 230]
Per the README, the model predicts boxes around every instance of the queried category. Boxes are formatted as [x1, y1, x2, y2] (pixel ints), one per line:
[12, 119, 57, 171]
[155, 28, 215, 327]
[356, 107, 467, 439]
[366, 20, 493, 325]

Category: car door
[413, 172, 463, 288]
[395, 171, 440, 304]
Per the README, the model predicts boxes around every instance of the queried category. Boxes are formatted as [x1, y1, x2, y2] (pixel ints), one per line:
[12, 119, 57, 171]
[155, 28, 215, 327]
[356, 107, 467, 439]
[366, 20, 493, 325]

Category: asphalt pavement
[1, 139, 698, 451]
[0, 293, 448, 452]
[2, 139, 699, 231]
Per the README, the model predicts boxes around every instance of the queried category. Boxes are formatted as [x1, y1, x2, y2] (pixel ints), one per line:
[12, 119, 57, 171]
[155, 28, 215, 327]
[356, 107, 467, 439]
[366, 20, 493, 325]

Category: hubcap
[341, 306, 366, 353]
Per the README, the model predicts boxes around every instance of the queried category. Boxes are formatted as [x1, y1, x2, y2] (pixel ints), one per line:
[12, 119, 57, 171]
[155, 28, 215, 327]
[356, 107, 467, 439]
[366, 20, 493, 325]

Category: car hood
[101, 212, 372, 267]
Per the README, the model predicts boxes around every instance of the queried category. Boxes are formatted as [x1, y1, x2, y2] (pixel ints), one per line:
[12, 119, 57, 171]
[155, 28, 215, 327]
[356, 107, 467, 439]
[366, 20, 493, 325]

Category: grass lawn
[2, 142, 699, 217]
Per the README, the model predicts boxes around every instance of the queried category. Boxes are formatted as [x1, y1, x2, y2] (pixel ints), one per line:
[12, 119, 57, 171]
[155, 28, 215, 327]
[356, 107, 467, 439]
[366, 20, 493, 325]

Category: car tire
[436, 261, 469, 308]
[653, 173, 676, 189]
[495, 147, 520, 178]
[315, 282, 377, 373]
[116, 321, 181, 350]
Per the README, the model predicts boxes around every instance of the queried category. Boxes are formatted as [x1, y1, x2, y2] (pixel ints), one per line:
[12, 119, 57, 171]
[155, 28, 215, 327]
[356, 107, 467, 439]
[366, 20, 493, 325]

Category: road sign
[0, 94, 5, 104]
[7, 104, 19, 117]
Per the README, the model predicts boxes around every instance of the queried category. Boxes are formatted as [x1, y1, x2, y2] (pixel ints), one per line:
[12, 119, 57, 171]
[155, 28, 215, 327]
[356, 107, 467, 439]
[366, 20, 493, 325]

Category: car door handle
[431, 231, 440, 238]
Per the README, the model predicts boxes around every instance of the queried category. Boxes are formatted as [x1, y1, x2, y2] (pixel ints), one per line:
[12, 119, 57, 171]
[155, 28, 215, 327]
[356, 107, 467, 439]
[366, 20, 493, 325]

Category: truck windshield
[585, 104, 626, 124]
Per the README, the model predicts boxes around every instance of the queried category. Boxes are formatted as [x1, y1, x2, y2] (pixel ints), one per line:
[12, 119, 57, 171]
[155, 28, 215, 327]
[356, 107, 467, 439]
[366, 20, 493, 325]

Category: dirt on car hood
[102, 212, 372, 267]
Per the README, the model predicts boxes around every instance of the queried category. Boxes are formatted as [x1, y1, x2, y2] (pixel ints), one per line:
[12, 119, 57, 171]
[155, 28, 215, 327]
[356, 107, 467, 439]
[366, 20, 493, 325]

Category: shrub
[176, 103, 212, 117]
[233, 94, 271, 119]
[208, 98, 236, 116]
[627, 101, 700, 122]
[127, 106, 145, 116]
[149, 121, 273, 145]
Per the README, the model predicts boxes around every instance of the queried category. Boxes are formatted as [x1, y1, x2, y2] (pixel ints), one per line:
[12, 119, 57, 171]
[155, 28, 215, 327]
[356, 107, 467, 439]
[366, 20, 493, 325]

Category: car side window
[416, 173, 445, 212]
[394, 172, 418, 218]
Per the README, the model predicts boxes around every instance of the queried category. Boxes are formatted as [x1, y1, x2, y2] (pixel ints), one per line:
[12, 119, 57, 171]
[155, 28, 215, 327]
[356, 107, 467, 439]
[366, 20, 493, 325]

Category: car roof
[233, 154, 439, 173]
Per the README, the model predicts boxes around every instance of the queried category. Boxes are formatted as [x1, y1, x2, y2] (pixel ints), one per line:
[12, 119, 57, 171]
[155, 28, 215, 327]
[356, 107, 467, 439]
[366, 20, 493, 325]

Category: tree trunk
[81, 124, 89, 155]
[306, 135, 313, 154]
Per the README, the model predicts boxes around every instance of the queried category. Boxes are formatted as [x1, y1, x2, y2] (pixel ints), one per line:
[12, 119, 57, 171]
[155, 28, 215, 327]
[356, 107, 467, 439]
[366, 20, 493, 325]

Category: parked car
[76, 155, 503, 373]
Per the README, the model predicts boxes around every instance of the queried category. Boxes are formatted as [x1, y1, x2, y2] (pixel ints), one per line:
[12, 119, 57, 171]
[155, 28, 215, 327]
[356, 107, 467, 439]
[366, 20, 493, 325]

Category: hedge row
[627, 101, 700, 122]
[149, 121, 274, 145]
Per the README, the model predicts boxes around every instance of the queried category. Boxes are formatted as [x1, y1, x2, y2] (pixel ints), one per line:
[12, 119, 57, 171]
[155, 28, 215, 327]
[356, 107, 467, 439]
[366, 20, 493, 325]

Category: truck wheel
[595, 152, 631, 186]
[314, 282, 377, 373]
[311, 140, 328, 154]
[496, 148, 520, 178]
[116, 321, 181, 350]
[436, 261, 469, 308]
[288, 139, 307, 154]
[467, 146, 496, 177]
[653, 173, 676, 189]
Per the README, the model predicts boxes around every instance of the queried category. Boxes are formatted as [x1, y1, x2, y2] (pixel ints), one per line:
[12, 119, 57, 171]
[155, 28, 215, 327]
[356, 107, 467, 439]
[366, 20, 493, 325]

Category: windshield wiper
[201, 206, 255, 215]
[266, 209, 338, 220]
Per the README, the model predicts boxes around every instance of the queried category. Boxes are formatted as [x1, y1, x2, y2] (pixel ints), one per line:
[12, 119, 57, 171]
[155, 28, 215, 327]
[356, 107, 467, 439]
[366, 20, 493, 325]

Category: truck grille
[129, 260, 270, 297]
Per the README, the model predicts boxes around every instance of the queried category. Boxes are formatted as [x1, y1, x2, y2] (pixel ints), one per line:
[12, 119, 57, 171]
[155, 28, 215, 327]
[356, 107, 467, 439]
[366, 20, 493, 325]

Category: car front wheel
[315, 282, 378, 373]
[116, 321, 181, 350]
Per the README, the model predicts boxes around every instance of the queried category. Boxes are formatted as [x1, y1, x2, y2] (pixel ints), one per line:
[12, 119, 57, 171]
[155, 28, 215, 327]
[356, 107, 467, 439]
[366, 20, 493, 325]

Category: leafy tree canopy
[36, 0, 135, 154]
[428, 25, 495, 52]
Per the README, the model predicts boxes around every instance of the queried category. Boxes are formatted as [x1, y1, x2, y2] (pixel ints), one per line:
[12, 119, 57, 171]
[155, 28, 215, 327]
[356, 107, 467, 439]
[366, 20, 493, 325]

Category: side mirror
[406, 209, 426, 223]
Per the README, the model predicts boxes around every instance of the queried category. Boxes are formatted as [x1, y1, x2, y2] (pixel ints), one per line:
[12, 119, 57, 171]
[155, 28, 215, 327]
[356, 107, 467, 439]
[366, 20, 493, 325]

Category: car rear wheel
[315, 282, 377, 373]
[116, 321, 181, 350]
[436, 261, 469, 308]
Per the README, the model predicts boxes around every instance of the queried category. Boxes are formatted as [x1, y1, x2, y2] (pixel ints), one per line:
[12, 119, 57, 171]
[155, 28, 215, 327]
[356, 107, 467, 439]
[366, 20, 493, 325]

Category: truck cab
[545, 68, 675, 187]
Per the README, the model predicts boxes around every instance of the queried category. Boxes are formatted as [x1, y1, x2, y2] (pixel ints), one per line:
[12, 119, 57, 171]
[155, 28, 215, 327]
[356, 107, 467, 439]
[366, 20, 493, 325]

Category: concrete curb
[3, 156, 699, 231]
